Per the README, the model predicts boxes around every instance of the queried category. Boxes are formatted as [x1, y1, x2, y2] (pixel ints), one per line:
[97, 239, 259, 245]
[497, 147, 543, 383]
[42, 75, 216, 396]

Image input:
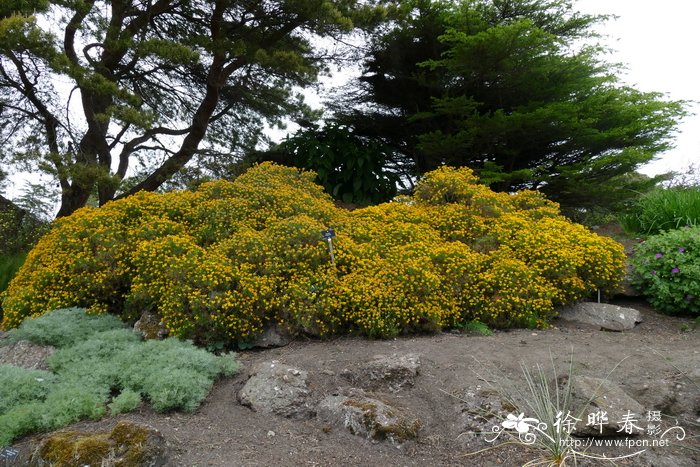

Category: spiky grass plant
[507, 356, 576, 466]
[619, 187, 700, 236]
[464, 352, 637, 466]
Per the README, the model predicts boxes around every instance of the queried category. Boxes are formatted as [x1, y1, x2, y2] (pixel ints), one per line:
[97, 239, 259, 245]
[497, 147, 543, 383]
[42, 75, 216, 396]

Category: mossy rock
[30, 421, 167, 466]
[318, 394, 422, 445]
[133, 311, 169, 340]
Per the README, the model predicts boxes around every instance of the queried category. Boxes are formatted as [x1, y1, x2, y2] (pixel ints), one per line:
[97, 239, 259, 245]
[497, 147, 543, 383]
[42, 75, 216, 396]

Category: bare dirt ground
[7, 298, 700, 466]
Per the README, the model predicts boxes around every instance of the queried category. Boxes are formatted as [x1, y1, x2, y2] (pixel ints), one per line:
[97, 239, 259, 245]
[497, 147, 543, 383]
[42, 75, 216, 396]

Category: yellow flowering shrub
[509, 190, 561, 219]
[1, 163, 626, 342]
[413, 166, 481, 205]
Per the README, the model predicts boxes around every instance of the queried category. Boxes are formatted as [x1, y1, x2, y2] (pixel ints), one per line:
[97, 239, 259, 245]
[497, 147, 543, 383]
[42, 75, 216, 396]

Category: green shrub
[620, 187, 700, 236]
[0, 253, 25, 293]
[112, 337, 240, 412]
[46, 329, 143, 394]
[0, 308, 239, 447]
[0, 207, 49, 256]
[39, 384, 107, 430]
[2, 307, 126, 348]
[630, 227, 700, 315]
[272, 123, 399, 205]
[46, 327, 239, 413]
[0, 382, 106, 447]
[108, 389, 142, 415]
[0, 252, 26, 321]
[2, 164, 626, 340]
[0, 365, 56, 413]
[0, 403, 43, 447]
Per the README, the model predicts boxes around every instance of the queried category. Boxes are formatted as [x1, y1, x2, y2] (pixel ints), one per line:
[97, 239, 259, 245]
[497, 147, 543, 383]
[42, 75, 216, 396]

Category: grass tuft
[459, 320, 495, 336]
[465, 351, 635, 466]
[619, 187, 700, 236]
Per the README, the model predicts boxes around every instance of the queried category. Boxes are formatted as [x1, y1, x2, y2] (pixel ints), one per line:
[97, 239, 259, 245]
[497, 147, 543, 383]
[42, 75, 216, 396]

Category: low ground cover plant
[0, 308, 239, 447]
[1, 164, 625, 343]
[630, 227, 700, 315]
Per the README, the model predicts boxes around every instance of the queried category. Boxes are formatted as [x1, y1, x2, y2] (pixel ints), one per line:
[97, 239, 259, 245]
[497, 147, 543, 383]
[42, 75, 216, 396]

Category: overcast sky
[575, 0, 699, 176]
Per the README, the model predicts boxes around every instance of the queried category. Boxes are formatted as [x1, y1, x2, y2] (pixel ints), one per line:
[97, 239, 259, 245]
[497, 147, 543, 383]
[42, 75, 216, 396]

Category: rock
[455, 387, 519, 444]
[250, 322, 291, 348]
[557, 302, 642, 331]
[688, 367, 700, 387]
[341, 353, 421, 392]
[238, 361, 314, 419]
[619, 268, 642, 298]
[630, 376, 700, 419]
[564, 376, 646, 437]
[639, 449, 698, 467]
[30, 421, 167, 467]
[133, 311, 168, 340]
[633, 380, 679, 414]
[317, 393, 422, 445]
[0, 340, 56, 370]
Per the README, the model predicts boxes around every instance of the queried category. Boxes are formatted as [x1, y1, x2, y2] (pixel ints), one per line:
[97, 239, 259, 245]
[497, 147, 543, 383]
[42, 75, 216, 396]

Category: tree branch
[116, 126, 193, 179]
[117, 0, 232, 198]
[64, 1, 96, 66]
[4, 52, 70, 191]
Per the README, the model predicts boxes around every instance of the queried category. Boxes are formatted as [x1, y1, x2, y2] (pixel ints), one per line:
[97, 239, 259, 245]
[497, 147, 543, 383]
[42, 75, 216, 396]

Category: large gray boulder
[341, 353, 421, 392]
[317, 392, 422, 445]
[564, 375, 646, 437]
[557, 302, 642, 331]
[238, 360, 314, 419]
